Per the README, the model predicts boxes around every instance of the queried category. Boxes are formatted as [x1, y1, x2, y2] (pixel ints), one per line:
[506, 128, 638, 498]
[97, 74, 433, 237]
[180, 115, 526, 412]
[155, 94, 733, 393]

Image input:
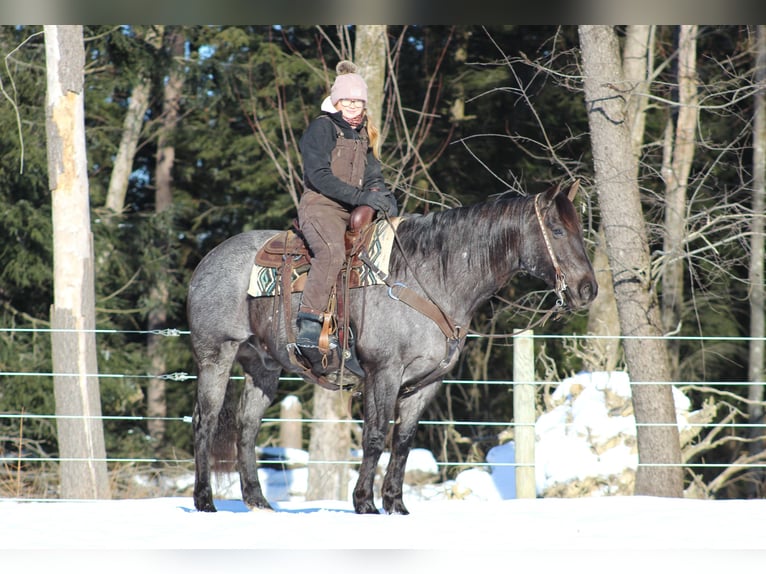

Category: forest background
[0, 25, 764, 500]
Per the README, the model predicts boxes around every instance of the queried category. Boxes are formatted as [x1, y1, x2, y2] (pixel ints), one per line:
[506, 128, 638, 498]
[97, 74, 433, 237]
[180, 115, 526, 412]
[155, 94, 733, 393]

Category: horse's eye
[552, 227, 565, 238]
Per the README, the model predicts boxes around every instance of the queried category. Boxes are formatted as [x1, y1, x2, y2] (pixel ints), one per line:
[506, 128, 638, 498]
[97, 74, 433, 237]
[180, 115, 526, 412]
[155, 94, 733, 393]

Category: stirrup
[295, 342, 332, 375]
[286, 344, 355, 392]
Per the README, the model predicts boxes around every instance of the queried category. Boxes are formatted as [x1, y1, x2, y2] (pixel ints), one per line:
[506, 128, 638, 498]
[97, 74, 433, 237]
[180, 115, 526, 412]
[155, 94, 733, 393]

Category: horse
[187, 180, 598, 515]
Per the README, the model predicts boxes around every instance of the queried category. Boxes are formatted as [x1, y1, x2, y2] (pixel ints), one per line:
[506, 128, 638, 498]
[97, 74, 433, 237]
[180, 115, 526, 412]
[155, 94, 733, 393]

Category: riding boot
[340, 327, 366, 379]
[296, 311, 333, 374]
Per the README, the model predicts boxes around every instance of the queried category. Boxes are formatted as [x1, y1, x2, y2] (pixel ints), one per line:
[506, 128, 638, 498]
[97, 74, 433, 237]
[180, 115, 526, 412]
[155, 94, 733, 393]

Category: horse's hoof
[244, 499, 274, 512]
[247, 505, 275, 513]
[354, 501, 381, 515]
[195, 499, 217, 512]
[383, 500, 410, 515]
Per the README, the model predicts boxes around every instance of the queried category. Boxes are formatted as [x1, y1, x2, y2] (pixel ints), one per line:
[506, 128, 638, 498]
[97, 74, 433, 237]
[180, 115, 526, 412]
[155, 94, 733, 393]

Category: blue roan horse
[187, 181, 598, 514]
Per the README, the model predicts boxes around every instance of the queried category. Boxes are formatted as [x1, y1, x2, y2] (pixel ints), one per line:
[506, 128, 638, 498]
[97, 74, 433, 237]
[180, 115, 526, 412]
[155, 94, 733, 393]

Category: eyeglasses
[339, 99, 365, 108]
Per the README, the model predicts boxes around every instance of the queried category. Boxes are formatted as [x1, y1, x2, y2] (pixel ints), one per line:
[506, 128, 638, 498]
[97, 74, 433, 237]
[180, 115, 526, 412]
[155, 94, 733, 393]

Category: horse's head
[525, 180, 598, 310]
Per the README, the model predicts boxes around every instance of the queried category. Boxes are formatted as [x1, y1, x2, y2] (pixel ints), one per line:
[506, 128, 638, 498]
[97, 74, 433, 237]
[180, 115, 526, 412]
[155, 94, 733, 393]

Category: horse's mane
[390, 189, 580, 284]
[390, 194, 530, 282]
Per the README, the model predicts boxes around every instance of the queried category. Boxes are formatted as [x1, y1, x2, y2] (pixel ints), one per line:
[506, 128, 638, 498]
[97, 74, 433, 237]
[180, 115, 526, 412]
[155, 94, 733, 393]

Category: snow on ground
[535, 370, 693, 496]
[2, 372, 765, 570]
[2, 495, 765, 571]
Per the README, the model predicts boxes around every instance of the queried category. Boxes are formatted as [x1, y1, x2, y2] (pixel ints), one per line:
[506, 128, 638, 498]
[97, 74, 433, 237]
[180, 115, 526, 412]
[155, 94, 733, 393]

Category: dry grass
[0, 457, 196, 500]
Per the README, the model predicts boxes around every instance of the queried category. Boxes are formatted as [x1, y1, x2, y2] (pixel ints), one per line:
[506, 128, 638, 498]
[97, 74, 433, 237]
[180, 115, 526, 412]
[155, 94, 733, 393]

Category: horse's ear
[567, 179, 581, 202]
[539, 182, 560, 208]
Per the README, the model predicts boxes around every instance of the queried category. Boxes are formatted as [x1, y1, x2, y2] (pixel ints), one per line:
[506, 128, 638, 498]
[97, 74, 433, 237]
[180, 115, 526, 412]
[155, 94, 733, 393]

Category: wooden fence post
[279, 395, 303, 450]
[513, 328, 536, 498]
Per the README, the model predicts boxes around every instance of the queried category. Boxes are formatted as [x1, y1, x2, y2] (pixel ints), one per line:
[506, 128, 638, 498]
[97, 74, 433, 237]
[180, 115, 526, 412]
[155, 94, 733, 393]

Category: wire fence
[2, 327, 766, 499]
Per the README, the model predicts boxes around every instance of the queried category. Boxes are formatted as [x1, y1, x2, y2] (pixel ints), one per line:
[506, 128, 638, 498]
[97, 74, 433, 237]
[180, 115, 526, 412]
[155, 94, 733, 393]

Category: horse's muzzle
[568, 276, 598, 309]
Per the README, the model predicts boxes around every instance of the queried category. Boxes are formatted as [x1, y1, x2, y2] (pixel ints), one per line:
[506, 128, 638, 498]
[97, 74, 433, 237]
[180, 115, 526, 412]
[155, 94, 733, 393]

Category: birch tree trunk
[146, 27, 184, 447]
[104, 25, 163, 217]
[748, 25, 766, 480]
[306, 25, 387, 501]
[661, 26, 699, 381]
[45, 25, 110, 499]
[624, 26, 654, 161]
[353, 25, 387, 124]
[579, 25, 683, 497]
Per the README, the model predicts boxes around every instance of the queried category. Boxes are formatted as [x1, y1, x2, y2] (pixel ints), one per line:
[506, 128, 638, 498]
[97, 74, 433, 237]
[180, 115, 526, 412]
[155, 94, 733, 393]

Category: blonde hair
[365, 110, 381, 159]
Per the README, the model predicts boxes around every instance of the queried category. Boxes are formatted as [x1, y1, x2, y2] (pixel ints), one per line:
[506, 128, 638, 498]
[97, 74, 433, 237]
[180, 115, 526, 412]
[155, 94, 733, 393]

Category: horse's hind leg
[192, 340, 240, 512]
[236, 359, 280, 511]
[382, 382, 443, 515]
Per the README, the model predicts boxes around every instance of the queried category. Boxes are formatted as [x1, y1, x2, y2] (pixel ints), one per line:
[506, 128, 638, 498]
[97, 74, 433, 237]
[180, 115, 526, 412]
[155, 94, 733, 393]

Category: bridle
[533, 193, 568, 307]
[360, 192, 572, 364]
[344, 192, 579, 398]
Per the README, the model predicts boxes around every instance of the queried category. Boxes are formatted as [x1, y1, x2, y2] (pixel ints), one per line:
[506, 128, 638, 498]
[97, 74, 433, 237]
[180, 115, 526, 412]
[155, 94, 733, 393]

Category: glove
[359, 189, 398, 217]
[383, 192, 399, 217]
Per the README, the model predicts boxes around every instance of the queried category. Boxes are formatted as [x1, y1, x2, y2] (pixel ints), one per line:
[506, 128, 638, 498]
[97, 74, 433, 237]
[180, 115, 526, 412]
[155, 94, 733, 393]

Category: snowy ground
[2, 495, 765, 571]
[3, 372, 765, 570]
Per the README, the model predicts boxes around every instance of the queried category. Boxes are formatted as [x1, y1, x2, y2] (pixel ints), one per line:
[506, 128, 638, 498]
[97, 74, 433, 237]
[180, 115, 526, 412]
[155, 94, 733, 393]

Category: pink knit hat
[330, 60, 368, 105]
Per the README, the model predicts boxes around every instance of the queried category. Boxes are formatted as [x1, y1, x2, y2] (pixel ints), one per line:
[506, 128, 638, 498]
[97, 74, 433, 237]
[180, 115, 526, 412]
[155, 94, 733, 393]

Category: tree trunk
[306, 26, 388, 501]
[44, 25, 110, 499]
[146, 27, 184, 447]
[623, 25, 654, 161]
[104, 25, 162, 217]
[585, 25, 654, 372]
[579, 25, 683, 497]
[748, 25, 766, 490]
[353, 25, 387, 125]
[279, 395, 303, 450]
[585, 228, 622, 371]
[305, 389, 352, 501]
[661, 26, 699, 381]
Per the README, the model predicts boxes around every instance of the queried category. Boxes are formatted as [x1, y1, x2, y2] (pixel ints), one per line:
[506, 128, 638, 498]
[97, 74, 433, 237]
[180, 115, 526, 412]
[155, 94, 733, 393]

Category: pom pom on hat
[330, 60, 368, 105]
[336, 60, 358, 75]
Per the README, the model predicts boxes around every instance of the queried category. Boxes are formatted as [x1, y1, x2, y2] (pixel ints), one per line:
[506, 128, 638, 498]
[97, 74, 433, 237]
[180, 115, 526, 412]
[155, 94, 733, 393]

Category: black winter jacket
[299, 108, 389, 209]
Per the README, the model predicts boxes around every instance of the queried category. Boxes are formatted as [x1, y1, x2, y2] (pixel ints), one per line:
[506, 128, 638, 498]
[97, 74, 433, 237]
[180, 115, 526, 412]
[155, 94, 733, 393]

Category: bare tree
[147, 27, 185, 447]
[748, 25, 766, 488]
[661, 26, 699, 381]
[44, 24, 110, 499]
[103, 25, 163, 217]
[354, 25, 387, 123]
[579, 25, 683, 497]
[383, 27, 456, 210]
[585, 25, 655, 372]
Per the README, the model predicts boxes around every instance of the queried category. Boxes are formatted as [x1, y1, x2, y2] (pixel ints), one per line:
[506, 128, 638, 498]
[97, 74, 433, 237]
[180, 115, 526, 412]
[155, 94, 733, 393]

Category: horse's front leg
[353, 372, 399, 514]
[382, 381, 443, 515]
[237, 364, 280, 511]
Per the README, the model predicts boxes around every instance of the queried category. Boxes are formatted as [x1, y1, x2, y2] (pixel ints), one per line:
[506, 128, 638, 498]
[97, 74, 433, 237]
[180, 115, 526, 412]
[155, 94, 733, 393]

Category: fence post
[513, 328, 536, 498]
[279, 394, 303, 450]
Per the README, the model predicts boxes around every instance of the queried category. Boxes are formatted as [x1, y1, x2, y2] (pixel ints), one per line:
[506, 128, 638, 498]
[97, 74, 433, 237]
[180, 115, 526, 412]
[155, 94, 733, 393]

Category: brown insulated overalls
[298, 122, 368, 313]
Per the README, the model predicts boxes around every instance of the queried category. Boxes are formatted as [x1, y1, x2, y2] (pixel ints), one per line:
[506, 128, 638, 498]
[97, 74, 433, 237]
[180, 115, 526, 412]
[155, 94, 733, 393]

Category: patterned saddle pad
[247, 217, 401, 297]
